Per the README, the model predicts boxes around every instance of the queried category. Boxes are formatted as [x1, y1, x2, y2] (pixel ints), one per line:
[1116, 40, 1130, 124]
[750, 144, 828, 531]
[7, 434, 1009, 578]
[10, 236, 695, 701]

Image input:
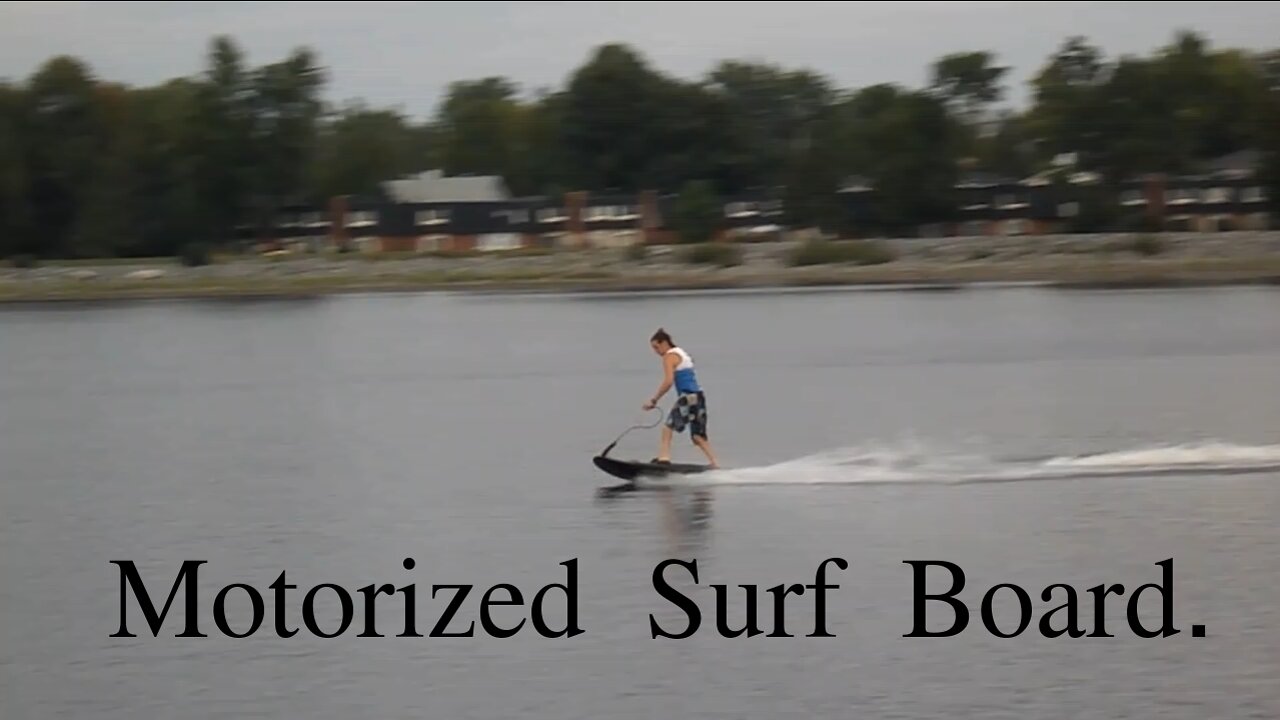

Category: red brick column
[1143, 173, 1166, 229]
[565, 191, 587, 247]
[639, 189, 659, 245]
[329, 195, 348, 250]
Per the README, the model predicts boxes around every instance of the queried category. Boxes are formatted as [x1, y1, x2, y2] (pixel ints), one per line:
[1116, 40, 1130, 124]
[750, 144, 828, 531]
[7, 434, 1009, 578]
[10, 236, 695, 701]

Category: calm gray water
[3, 285, 1279, 719]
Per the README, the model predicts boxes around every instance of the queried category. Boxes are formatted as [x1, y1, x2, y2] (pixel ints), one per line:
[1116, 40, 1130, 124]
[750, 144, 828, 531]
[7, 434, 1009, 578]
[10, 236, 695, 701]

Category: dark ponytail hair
[650, 327, 673, 345]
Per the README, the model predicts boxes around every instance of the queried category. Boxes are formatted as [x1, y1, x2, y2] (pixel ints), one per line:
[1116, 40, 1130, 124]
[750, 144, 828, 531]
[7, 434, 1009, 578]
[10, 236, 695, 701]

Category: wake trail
[696, 440, 1280, 487]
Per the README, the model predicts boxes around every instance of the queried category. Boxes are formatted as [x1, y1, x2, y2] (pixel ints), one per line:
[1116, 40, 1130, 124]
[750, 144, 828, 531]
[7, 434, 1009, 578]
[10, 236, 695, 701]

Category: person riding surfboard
[643, 328, 719, 469]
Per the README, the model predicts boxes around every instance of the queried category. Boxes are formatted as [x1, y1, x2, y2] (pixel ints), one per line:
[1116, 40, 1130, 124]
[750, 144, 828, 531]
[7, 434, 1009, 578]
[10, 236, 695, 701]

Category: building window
[1121, 190, 1145, 205]
[725, 201, 759, 217]
[1205, 187, 1230, 204]
[416, 235, 448, 252]
[586, 205, 637, 221]
[415, 209, 449, 225]
[347, 210, 377, 227]
[1242, 187, 1266, 203]
[477, 234, 521, 251]
[537, 208, 565, 222]
[1168, 188, 1198, 204]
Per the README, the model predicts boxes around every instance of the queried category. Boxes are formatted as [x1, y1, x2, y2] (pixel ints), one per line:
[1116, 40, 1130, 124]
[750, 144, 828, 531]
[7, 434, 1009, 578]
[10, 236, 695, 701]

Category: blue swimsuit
[665, 347, 707, 438]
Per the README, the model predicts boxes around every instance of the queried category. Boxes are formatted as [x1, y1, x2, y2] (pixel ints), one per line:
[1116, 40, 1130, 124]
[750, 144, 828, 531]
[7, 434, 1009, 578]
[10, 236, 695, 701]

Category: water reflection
[596, 482, 714, 553]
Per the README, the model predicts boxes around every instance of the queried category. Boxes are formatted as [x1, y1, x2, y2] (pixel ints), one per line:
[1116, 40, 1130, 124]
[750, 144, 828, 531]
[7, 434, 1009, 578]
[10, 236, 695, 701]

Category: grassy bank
[0, 267, 620, 301]
[3, 254, 1280, 303]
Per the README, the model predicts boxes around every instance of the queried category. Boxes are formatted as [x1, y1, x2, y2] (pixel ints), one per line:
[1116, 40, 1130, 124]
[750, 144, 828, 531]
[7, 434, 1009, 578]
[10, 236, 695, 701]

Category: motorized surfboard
[591, 404, 715, 492]
[592, 455, 712, 481]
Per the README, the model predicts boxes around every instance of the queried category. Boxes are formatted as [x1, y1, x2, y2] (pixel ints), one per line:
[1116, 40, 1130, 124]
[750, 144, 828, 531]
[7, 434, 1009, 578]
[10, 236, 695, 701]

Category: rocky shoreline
[3, 231, 1279, 303]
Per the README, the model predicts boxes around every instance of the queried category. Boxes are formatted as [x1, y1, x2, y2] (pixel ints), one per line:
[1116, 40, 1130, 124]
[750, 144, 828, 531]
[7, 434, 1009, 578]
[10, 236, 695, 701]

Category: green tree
[311, 102, 432, 199]
[188, 36, 256, 245]
[245, 46, 326, 235]
[644, 77, 739, 194]
[2, 30, 1278, 260]
[559, 44, 665, 191]
[930, 51, 1009, 128]
[71, 83, 141, 257]
[975, 111, 1036, 179]
[833, 85, 962, 233]
[1026, 36, 1109, 163]
[0, 82, 30, 256]
[436, 77, 520, 178]
[673, 179, 720, 244]
[509, 91, 566, 196]
[704, 60, 835, 189]
[23, 55, 103, 257]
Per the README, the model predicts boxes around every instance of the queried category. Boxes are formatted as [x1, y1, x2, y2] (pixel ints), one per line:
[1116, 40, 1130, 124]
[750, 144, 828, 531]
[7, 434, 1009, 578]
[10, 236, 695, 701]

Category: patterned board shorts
[666, 391, 708, 439]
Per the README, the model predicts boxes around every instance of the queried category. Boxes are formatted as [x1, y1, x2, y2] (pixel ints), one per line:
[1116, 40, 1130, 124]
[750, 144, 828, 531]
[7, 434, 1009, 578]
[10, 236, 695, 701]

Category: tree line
[1, 30, 1278, 259]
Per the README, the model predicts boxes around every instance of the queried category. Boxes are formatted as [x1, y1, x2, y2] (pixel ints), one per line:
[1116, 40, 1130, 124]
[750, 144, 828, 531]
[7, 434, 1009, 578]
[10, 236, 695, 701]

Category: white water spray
[698, 440, 1280, 486]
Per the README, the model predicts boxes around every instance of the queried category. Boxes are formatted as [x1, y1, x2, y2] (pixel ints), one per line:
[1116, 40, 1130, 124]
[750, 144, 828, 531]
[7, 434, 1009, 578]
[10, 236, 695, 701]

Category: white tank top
[667, 347, 701, 393]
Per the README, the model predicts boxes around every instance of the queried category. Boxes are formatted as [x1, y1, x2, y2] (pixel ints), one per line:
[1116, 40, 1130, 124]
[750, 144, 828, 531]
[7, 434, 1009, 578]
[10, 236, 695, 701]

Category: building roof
[956, 172, 1015, 188]
[838, 175, 873, 192]
[382, 169, 510, 204]
[1193, 149, 1260, 178]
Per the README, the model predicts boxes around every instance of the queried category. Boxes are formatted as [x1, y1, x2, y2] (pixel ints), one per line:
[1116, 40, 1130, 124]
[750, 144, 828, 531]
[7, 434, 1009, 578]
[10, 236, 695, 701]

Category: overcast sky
[2, 1, 1277, 118]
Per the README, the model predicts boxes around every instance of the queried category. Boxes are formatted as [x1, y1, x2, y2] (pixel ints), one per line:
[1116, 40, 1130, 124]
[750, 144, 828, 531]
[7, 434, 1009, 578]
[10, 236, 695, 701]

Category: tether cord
[599, 405, 664, 457]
